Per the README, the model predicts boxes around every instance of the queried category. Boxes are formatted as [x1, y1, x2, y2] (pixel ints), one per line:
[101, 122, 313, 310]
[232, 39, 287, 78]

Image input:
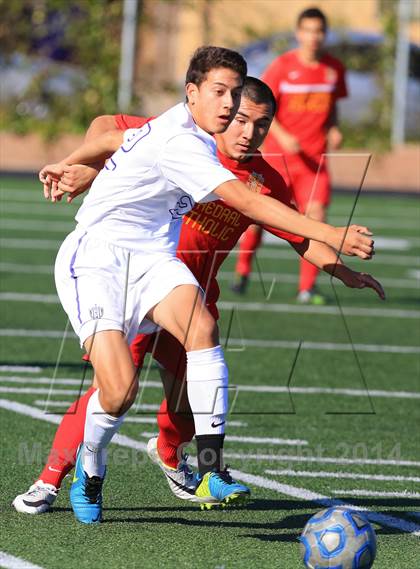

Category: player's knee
[306, 202, 326, 221]
[185, 313, 218, 351]
[101, 380, 138, 416]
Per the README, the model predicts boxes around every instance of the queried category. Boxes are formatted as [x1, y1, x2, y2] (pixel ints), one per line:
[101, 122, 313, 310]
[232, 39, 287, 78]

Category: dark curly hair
[297, 7, 328, 31]
[185, 46, 247, 88]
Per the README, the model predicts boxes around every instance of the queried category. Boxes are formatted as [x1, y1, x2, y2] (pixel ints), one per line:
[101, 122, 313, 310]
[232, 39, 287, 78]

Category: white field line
[0, 293, 59, 303]
[3, 214, 420, 232]
[332, 489, 420, 499]
[32, 399, 160, 411]
[4, 219, 415, 250]
[211, 435, 311, 447]
[225, 338, 420, 354]
[33, 399, 74, 407]
[265, 469, 420, 484]
[328, 217, 420, 230]
[0, 329, 76, 339]
[1, 189, 58, 201]
[0, 551, 46, 569]
[1, 219, 73, 232]
[227, 470, 420, 536]
[0, 398, 418, 536]
[0, 377, 90, 385]
[223, 452, 420, 468]
[0, 377, 162, 388]
[217, 271, 420, 290]
[0, 238, 61, 250]
[1, 233, 419, 267]
[218, 300, 420, 320]
[234, 385, 420, 399]
[263, 233, 420, 250]
[139, 431, 308, 447]
[124, 417, 158, 425]
[247, 248, 420, 267]
[1, 203, 76, 217]
[1, 262, 419, 290]
[2, 377, 420, 400]
[2, 189, 418, 218]
[0, 263, 53, 274]
[329, 205, 420, 219]
[1, 328, 419, 355]
[408, 269, 420, 279]
[2, 292, 419, 321]
[0, 365, 42, 373]
[0, 387, 83, 395]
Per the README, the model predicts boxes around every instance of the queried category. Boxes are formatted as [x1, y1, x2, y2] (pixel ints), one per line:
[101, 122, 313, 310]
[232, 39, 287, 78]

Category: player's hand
[340, 269, 386, 300]
[39, 162, 66, 202]
[279, 131, 301, 154]
[328, 225, 374, 259]
[52, 164, 100, 203]
[328, 126, 343, 150]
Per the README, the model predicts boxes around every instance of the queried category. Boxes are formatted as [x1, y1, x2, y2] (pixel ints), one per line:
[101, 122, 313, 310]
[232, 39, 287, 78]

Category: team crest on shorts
[248, 172, 264, 193]
[89, 305, 104, 319]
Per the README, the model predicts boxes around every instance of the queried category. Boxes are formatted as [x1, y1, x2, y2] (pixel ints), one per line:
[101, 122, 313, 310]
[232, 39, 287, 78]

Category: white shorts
[54, 228, 200, 347]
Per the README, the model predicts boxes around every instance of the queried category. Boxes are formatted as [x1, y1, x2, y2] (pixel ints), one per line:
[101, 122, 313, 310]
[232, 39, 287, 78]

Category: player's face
[215, 97, 273, 162]
[296, 18, 326, 53]
[186, 68, 243, 135]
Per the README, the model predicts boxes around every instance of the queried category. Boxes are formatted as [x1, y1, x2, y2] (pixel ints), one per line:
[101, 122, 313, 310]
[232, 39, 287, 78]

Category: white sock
[186, 345, 228, 436]
[83, 390, 125, 478]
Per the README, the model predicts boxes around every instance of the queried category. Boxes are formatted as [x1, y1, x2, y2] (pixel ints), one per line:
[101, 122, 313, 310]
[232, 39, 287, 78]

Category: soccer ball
[299, 506, 377, 568]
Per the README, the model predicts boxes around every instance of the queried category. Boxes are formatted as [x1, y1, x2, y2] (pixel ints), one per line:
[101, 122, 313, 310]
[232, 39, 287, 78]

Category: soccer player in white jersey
[39, 46, 374, 524]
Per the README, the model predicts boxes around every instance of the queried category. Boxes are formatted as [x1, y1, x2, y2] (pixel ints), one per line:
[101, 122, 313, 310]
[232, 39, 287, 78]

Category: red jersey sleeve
[114, 114, 154, 130]
[334, 61, 348, 99]
[261, 56, 283, 99]
[260, 163, 305, 244]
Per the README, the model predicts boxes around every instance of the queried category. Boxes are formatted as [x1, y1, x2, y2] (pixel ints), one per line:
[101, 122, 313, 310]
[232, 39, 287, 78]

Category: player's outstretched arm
[39, 130, 124, 201]
[291, 239, 385, 300]
[214, 179, 374, 260]
[44, 117, 123, 203]
[85, 115, 119, 142]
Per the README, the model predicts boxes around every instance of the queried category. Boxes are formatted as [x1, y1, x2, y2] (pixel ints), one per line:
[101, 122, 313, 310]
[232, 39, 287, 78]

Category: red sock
[130, 333, 151, 368]
[299, 257, 319, 292]
[235, 226, 263, 277]
[37, 387, 96, 488]
[157, 399, 195, 468]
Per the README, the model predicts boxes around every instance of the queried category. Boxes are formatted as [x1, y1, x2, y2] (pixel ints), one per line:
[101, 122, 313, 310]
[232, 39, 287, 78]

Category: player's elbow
[85, 115, 118, 141]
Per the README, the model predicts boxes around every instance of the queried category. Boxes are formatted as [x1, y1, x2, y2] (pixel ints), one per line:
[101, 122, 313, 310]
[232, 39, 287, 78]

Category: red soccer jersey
[114, 114, 304, 306]
[262, 50, 347, 158]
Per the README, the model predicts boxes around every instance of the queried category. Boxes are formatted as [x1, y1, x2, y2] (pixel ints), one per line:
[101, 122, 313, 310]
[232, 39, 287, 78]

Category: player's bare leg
[297, 200, 327, 304]
[70, 331, 138, 523]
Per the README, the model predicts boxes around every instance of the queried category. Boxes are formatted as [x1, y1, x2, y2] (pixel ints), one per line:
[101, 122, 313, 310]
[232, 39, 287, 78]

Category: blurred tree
[0, 0, 126, 138]
[376, 0, 398, 137]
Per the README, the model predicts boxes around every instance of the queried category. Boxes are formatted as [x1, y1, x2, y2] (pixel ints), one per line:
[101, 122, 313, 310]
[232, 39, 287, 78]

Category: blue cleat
[70, 444, 104, 524]
[195, 468, 250, 510]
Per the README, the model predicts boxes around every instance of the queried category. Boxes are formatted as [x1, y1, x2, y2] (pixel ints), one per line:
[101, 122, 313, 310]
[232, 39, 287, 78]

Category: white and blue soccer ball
[299, 506, 377, 569]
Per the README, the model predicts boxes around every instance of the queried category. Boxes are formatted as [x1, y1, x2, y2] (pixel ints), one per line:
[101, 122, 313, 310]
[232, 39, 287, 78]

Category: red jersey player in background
[13, 78, 382, 514]
[232, 7, 347, 305]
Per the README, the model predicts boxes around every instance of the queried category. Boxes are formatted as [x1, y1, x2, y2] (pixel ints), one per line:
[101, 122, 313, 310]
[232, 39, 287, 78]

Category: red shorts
[266, 152, 331, 210]
[130, 302, 219, 381]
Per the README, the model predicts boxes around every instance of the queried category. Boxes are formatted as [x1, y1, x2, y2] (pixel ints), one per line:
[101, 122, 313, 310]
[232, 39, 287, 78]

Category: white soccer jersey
[75, 103, 237, 253]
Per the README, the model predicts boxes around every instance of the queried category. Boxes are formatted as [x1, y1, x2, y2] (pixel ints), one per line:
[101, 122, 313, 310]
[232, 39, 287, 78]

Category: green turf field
[0, 175, 419, 569]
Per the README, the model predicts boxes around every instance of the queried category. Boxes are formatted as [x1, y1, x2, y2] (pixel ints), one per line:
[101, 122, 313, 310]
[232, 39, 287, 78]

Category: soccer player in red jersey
[233, 7, 347, 304]
[13, 78, 383, 514]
